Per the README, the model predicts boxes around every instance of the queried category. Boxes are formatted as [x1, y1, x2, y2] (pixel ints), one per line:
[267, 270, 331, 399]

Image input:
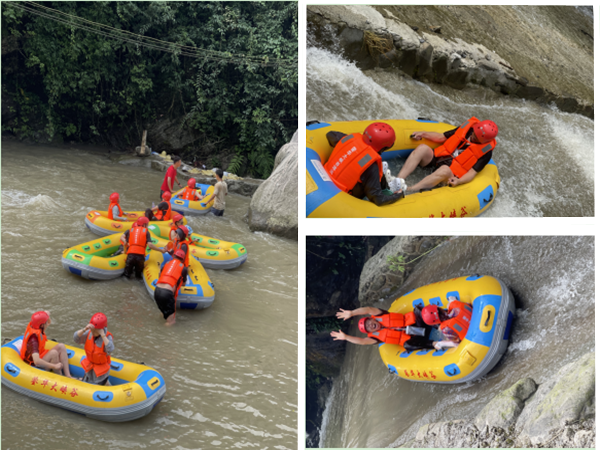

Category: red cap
[422, 305, 441, 325]
[30, 311, 50, 329]
[90, 312, 107, 329]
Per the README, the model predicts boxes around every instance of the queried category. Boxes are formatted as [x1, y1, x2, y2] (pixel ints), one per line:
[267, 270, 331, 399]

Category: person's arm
[330, 330, 378, 345]
[98, 329, 114, 354]
[448, 168, 477, 187]
[146, 231, 165, 253]
[336, 307, 385, 321]
[113, 205, 128, 222]
[74, 325, 93, 344]
[410, 131, 448, 143]
[361, 165, 404, 206]
[326, 131, 347, 148]
[202, 185, 218, 204]
[120, 232, 128, 249]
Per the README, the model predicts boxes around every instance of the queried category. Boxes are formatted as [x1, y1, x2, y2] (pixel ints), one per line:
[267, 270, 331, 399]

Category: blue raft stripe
[416, 119, 440, 123]
[4, 362, 20, 377]
[465, 294, 503, 348]
[134, 369, 165, 399]
[69, 267, 83, 277]
[466, 275, 483, 281]
[429, 296, 443, 306]
[416, 349, 431, 355]
[477, 185, 495, 210]
[503, 311, 514, 340]
[433, 349, 447, 356]
[412, 298, 425, 308]
[2, 338, 22, 354]
[306, 122, 331, 131]
[306, 147, 342, 217]
[387, 364, 398, 375]
[446, 291, 460, 301]
[93, 391, 114, 402]
[178, 302, 198, 310]
[402, 289, 415, 297]
[400, 351, 411, 358]
[378, 342, 385, 348]
[444, 363, 461, 377]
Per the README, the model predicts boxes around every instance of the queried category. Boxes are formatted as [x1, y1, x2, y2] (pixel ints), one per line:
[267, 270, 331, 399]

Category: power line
[6, 1, 298, 69]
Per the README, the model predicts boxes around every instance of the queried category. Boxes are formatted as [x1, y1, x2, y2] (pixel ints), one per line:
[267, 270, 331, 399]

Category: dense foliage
[2, 1, 297, 178]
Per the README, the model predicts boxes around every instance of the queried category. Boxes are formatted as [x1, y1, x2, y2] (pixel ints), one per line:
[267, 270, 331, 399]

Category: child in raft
[73, 313, 114, 385]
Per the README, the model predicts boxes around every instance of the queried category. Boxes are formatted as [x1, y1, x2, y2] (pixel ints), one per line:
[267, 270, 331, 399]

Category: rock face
[248, 130, 298, 240]
[307, 5, 593, 118]
[403, 351, 596, 448]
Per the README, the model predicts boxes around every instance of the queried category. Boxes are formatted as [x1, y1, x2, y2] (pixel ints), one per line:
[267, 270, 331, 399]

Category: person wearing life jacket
[422, 298, 473, 350]
[330, 306, 434, 352]
[20, 311, 75, 378]
[73, 313, 114, 385]
[172, 225, 192, 267]
[323, 123, 405, 206]
[169, 214, 185, 241]
[119, 216, 165, 278]
[107, 192, 129, 222]
[154, 249, 189, 325]
[177, 178, 203, 202]
[145, 191, 173, 221]
[396, 117, 498, 193]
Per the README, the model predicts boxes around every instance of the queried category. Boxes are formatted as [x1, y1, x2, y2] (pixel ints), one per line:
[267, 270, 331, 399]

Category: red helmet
[473, 120, 498, 143]
[363, 122, 396, 153]
[137, 216, 149, 226]
[174, 249, 186, 260]
[162, 191, 172, 201]
[109, 192, 120, 202]
[187, 178, 196, 188]
[30, 311, 49, 329]
[90, 312, 107, 329]
[358, 317, 368, 334]
[422, 305, 441, 326]
[178, 225, 189, 237]
[173, 214, 183, 223]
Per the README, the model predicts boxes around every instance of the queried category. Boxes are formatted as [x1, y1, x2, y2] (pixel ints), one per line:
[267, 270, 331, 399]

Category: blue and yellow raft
[306, 119, 501, 218]
[1, 337, 166, 422]
[379, 275, 515, 384]
[170, 183, 215, 215]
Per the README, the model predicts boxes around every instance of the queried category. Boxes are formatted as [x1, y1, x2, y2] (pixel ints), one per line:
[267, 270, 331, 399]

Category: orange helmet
[363, 123, 396, 153]
[30, 311, 50, 329]
[473, 120, 498, 143]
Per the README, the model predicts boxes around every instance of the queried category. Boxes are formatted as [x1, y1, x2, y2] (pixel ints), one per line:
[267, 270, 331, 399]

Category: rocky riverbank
[307, 5, 593, 118]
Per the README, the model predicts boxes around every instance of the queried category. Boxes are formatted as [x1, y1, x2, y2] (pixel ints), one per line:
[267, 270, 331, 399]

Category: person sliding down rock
[398, 117, 497, 193]
[324, 123, 405, 206]
[330, 306, 434, 351]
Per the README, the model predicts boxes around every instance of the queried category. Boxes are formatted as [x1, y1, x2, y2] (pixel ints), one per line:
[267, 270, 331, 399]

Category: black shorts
[154, 287, 176, 319]
[424, 155, 453, 171]
[210, 207, 224, 217]
[124, 254, 145, 278]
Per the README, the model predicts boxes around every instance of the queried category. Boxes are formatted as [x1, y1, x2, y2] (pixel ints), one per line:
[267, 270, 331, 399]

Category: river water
[307, 44, 594, 217]
[1, 141, 298, 449]
[317, 236, 594, 448]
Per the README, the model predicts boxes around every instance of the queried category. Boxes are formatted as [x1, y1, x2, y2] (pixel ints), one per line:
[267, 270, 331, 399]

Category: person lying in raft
[120, 217, 165, 278]
[20, 311, 77, 379]
[324, 123, 405, 206]
[421, 299, 473, 350]
[73, 313, 114, 386]
[108, 192, 132, 222]
[396, 118, 498, 193]
[154, 249, 188, 326]
[145, 191, 173, 221]
[330, 306, 434, 352]
[176, 178, 203, 202]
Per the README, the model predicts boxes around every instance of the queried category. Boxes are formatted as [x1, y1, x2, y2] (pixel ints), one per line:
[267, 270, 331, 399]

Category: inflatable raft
[1, 337, 165, 422]
[147, 223, 247, 269]
[143, 250, 215, 310]
[170, 183, 215, 215]
[306, 119, 501, 218]
[85, 210, 186, 237]
[379, 275, 514, 384]
[62, 233, 125, 280]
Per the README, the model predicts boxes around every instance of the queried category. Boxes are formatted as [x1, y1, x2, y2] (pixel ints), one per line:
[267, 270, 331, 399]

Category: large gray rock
[515, 352, 595, 446]
[248, 131, 298, 240]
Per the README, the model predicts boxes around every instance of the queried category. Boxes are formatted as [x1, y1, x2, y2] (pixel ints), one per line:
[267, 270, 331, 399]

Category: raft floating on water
[61, 233, 125, 280]
[306, 119, 501, 218]
[85, 210, 185, 237]
[379, 275, 515, 384]
[170, 184, 215, 215]
[143, 250, 215, 310]
[1, 337, 165, 422]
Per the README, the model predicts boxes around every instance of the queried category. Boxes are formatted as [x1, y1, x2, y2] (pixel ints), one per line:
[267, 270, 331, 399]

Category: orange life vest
[20, 324, 49, 365]
[107, 202, 123, 220]
[434, 117, 496, 178]
[158, 259, 185, 298]
[324, 133, 383, 193]
[181, 187, 197, 201]
[367, 312, 417, 347]
[154, 202, 172, 221]
[81, 331, 113, 377]
[440, 300, 473, 341]
[175, 240, 191, 267]
[127, 226, 148, 255]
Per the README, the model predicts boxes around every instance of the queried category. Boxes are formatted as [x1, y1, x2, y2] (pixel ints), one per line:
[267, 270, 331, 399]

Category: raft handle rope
[484, 311, 492, 327]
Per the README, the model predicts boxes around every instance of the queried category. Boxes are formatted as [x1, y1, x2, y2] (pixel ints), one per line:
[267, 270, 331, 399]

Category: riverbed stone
[248, 130, 298, 240]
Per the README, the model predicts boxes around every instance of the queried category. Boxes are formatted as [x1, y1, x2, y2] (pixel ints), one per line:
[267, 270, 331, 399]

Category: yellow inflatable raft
[85, 210, 186, 237]
[62, 233, 125, 280]
[1, 337, 165, 422]
[170, 183, 215, 215]
[143, 249, 215, 310]
[306, 119, 501, 218]
[147, 223, 247, 270]
[379, 275, 515, 384]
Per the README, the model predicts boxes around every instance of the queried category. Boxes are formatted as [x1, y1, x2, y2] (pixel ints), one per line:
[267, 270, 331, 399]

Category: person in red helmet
[421, 298, 473, 350]
[73, 313, 114, 385]
[20, 311, 76, 378]
[107, 192, 129, 222]
[119, 216, 165, 278]
[169, 214, 185, 241]
[323, 122, 405, 206]
[397, 117, 498, 193]
[145, 191, 173, 221]
[177, 178, 203, 202]
[172, 225, 192, 267]
[160, 155, 182, 199]
[330, 305, 434, 351]
[154, 249, 189, 325]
